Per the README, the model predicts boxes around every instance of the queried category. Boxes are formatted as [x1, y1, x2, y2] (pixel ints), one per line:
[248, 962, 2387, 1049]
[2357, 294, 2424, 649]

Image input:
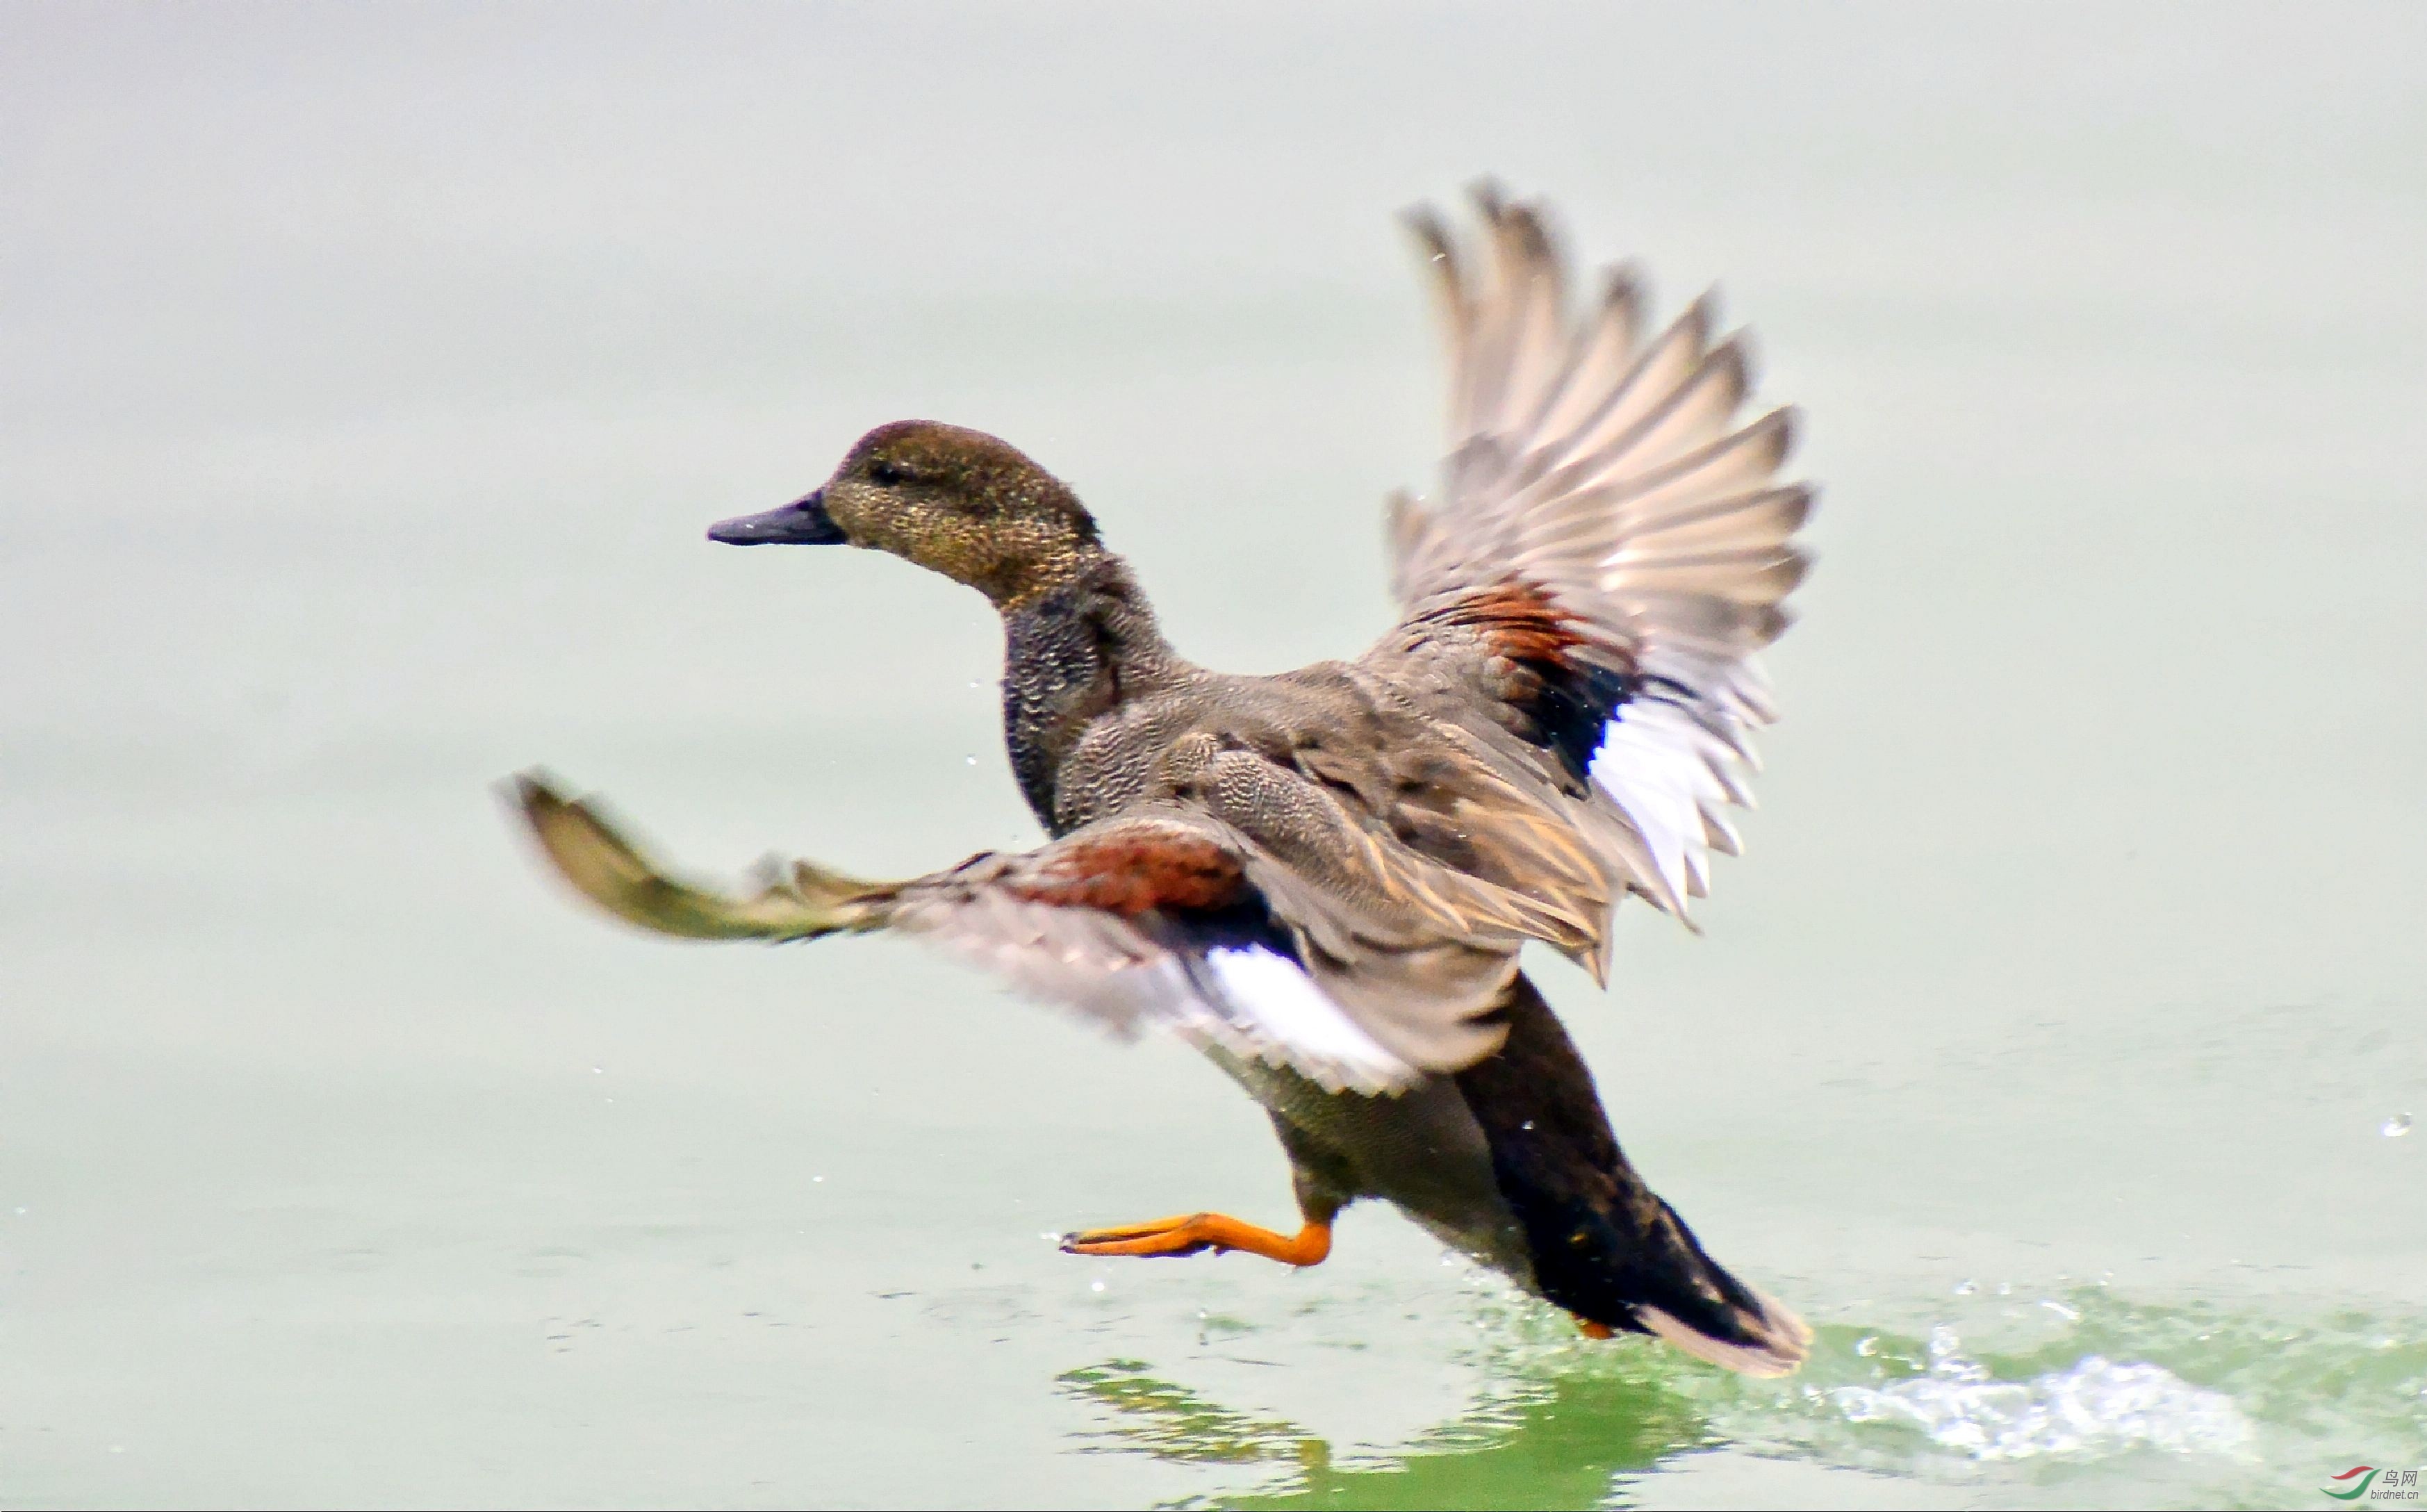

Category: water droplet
[591, 1066, 604, 1075]
[1854, 1335, 1879, 1356]
[964, 754, 979, 766]
[1520, 1119, 1536, 1131]
[1089, 1279, 1105, 1293]
[2385, 1112, 2414, 1137]
[1997, 1282, 2012, 1297]
[811, 1176, 825, 1183]
[1953, 1279, 1978, 1296]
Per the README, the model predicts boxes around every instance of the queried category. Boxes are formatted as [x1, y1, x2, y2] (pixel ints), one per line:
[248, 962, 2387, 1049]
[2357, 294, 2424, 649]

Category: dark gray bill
[707, 488, 846, 545]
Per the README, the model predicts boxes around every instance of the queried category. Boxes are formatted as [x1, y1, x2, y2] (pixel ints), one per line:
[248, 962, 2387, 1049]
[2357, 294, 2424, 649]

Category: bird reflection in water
[1056, 1345, 1719, 1510]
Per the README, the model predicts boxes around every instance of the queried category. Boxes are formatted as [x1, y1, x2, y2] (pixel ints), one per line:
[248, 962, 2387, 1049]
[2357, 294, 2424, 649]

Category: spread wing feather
[507, 772, 1518, 1092]
[1382, 185, 1812, 925]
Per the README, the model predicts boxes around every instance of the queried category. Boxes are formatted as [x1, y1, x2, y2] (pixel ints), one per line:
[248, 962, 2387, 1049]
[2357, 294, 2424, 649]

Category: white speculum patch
[1201, 945, 1408, 1089]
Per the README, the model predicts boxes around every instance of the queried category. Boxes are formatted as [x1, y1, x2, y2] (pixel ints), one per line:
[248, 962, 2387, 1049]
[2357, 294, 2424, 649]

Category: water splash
[1831, 1324, 2253, 1461]
[1060, 1281, 2423, 1508]
[2386, 1112, 2414, 1138]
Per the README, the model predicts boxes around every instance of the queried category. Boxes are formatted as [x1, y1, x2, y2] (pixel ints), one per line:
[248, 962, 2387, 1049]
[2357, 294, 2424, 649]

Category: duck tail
[1611, 1197, 1813, 1378]
[1449, 971, 1810, 1377]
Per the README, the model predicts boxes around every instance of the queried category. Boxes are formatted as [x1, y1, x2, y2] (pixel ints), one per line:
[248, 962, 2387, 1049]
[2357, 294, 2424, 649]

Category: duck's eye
[868, 459, 908, 488]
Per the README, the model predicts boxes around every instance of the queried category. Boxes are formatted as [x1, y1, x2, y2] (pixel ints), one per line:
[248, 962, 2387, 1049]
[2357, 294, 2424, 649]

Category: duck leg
[1059, 1213, 1332, 1265]
[1061, 1130, 1351, 1265]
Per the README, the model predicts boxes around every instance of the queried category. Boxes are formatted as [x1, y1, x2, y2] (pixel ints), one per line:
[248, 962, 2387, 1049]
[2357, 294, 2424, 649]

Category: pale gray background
[5, 3, 2423, 1507]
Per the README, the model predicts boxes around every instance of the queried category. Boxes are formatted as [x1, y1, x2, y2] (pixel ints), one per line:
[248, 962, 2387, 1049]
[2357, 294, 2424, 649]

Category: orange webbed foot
[1059, 1212, 1332, 1266]
[1576, 1317, 1615, 1340]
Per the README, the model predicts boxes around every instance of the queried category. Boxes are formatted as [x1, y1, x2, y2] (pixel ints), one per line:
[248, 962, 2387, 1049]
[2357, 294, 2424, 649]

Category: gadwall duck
[511, 186, 1816, 1376]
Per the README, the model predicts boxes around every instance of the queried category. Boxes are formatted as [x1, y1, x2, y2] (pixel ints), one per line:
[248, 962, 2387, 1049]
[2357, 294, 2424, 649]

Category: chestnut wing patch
[1001, 827, 1247, 916]
[1420, 580, 1638, 784]
[889, 812, 1424, 1094]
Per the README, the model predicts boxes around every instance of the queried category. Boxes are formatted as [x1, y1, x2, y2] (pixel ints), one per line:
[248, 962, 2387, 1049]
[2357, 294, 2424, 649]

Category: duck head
[709, 420, 1103, 608]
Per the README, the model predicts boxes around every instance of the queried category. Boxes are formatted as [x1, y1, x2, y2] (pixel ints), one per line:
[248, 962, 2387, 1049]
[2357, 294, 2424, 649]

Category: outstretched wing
[1379, 186, 1812, 922]
[509, 772, 1521, 1093]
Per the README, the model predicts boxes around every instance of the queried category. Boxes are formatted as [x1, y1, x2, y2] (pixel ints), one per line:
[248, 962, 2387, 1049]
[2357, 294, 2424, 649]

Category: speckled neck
[998, 554, 1185, 834]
